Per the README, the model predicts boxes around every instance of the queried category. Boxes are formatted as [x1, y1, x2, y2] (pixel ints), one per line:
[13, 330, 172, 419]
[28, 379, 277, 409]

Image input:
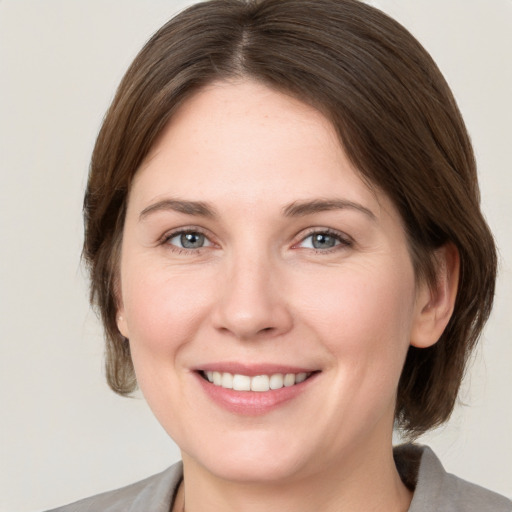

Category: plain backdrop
[0, 1, 511, 511]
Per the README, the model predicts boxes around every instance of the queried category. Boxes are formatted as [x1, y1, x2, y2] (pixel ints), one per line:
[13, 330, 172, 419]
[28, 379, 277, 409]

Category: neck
[178, 437, 412, 512]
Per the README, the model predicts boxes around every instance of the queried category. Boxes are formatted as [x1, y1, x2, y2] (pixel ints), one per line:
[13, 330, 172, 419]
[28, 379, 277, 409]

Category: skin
[117, 80, 458, 512]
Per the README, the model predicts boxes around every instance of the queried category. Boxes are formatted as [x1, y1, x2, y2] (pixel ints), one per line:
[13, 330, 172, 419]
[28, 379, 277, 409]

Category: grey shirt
[45, 444, 511, 511]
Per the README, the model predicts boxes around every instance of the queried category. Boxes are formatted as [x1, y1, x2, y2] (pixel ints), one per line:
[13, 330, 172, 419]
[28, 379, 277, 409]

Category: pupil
[313, 233, 335, 249]
[181, 232, 204, 248]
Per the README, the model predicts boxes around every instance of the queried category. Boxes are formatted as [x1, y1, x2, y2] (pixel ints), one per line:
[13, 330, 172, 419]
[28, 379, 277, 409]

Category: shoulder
[395, 444, 512, 512]
[43, 461, 183, 512]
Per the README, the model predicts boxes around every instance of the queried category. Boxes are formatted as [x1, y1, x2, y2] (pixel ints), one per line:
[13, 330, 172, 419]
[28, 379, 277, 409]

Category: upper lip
[194, 362, 319, 376]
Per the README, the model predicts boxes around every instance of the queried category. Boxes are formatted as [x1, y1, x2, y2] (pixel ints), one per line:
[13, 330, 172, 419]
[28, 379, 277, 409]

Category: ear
[410, 243, 460, 348]
[114, 277, 130, 339]
[116, 309, 130, 339]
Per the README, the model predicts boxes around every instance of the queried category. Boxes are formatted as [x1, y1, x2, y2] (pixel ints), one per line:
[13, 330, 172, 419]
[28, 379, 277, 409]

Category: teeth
[269, 373, 284, 390]
[221, 372, 233, 389]
[232, 374, 251, 391]
[284, 373, 296, 387]
[296, 372, 308, 383]
[203, 371, 312, 392]
[251, 375, 270, 392]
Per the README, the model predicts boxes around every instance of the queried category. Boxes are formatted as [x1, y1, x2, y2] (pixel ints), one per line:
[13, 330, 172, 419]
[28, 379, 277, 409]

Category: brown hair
[83, 0, 497, 437]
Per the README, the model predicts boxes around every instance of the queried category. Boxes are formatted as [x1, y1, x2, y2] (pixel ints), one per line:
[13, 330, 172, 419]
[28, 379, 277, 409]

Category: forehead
[129, 79, 390, 222]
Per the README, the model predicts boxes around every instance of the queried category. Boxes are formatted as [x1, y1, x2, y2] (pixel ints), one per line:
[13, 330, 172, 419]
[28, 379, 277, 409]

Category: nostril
[256, 326, 277, 336]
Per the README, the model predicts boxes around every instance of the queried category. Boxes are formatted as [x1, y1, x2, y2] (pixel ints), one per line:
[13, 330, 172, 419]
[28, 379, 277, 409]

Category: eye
[165, 230, 213, 250]
[297, 230, 351, 251]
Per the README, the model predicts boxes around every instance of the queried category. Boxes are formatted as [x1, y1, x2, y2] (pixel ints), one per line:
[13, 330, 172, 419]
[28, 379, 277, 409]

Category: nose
[211, 253, 293, 340]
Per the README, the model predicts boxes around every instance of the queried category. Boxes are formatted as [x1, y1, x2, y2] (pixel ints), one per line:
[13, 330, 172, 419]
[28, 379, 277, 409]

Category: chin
[201, 455, 308, 484]
[181, 430, 316, 484]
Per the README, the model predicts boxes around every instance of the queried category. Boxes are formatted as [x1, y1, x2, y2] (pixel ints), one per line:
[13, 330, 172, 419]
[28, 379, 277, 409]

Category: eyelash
[161, 227, 213, 255]
[160, 227, 353, 255]
[295, 228, 353, 254]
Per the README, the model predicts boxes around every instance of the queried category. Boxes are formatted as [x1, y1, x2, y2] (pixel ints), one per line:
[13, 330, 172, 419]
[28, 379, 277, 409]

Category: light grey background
[0, 1, 510, 511]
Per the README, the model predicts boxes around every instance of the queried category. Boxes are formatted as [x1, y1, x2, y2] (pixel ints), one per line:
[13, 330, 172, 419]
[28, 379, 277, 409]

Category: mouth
[198, 370, 315, 392]
[193, 364, 320, 414]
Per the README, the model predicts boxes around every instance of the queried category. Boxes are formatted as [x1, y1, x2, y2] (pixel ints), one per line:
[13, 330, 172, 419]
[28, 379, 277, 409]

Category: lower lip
[195, 373, 318, 415]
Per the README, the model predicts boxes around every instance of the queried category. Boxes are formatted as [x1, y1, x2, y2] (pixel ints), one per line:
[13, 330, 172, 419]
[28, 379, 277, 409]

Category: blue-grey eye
[167, 231, 211, 249]
[311, 233, 337, 249]
[181, 232, 205, 248]
[299, 231, 346, 250]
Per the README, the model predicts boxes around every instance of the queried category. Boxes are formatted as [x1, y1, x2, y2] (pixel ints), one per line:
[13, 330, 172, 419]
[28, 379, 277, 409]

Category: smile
[201, 371, 312, 392]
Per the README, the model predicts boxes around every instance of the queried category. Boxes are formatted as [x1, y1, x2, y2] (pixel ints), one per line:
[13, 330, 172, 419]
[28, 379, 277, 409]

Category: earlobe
[114, 274, 129, 338]
[410, 243, 460, 349]
[117, 311, 129, 339]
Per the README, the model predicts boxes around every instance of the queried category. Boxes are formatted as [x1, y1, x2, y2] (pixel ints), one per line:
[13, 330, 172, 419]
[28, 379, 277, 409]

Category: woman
[47, 0, 511, 510]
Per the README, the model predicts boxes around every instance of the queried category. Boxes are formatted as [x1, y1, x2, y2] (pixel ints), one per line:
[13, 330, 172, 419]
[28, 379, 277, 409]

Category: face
[117, 80, 426, 484]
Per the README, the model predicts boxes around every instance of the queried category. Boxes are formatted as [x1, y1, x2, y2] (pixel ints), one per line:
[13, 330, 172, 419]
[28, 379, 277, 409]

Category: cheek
[294, 259, 417, 442]
[119, 263, 217, 427]
[120, 260, 215, 359]
[295, 258, 416, 375]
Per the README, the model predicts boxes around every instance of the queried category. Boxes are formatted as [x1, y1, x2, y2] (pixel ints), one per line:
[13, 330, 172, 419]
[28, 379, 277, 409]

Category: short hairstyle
[83, 0, 497, 437]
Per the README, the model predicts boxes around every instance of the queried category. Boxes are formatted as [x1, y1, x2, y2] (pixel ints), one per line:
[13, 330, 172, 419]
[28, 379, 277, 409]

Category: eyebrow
[139, 197, 376, 222]
[139, 199, 217, 221]
[282, 199, 376, 219]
